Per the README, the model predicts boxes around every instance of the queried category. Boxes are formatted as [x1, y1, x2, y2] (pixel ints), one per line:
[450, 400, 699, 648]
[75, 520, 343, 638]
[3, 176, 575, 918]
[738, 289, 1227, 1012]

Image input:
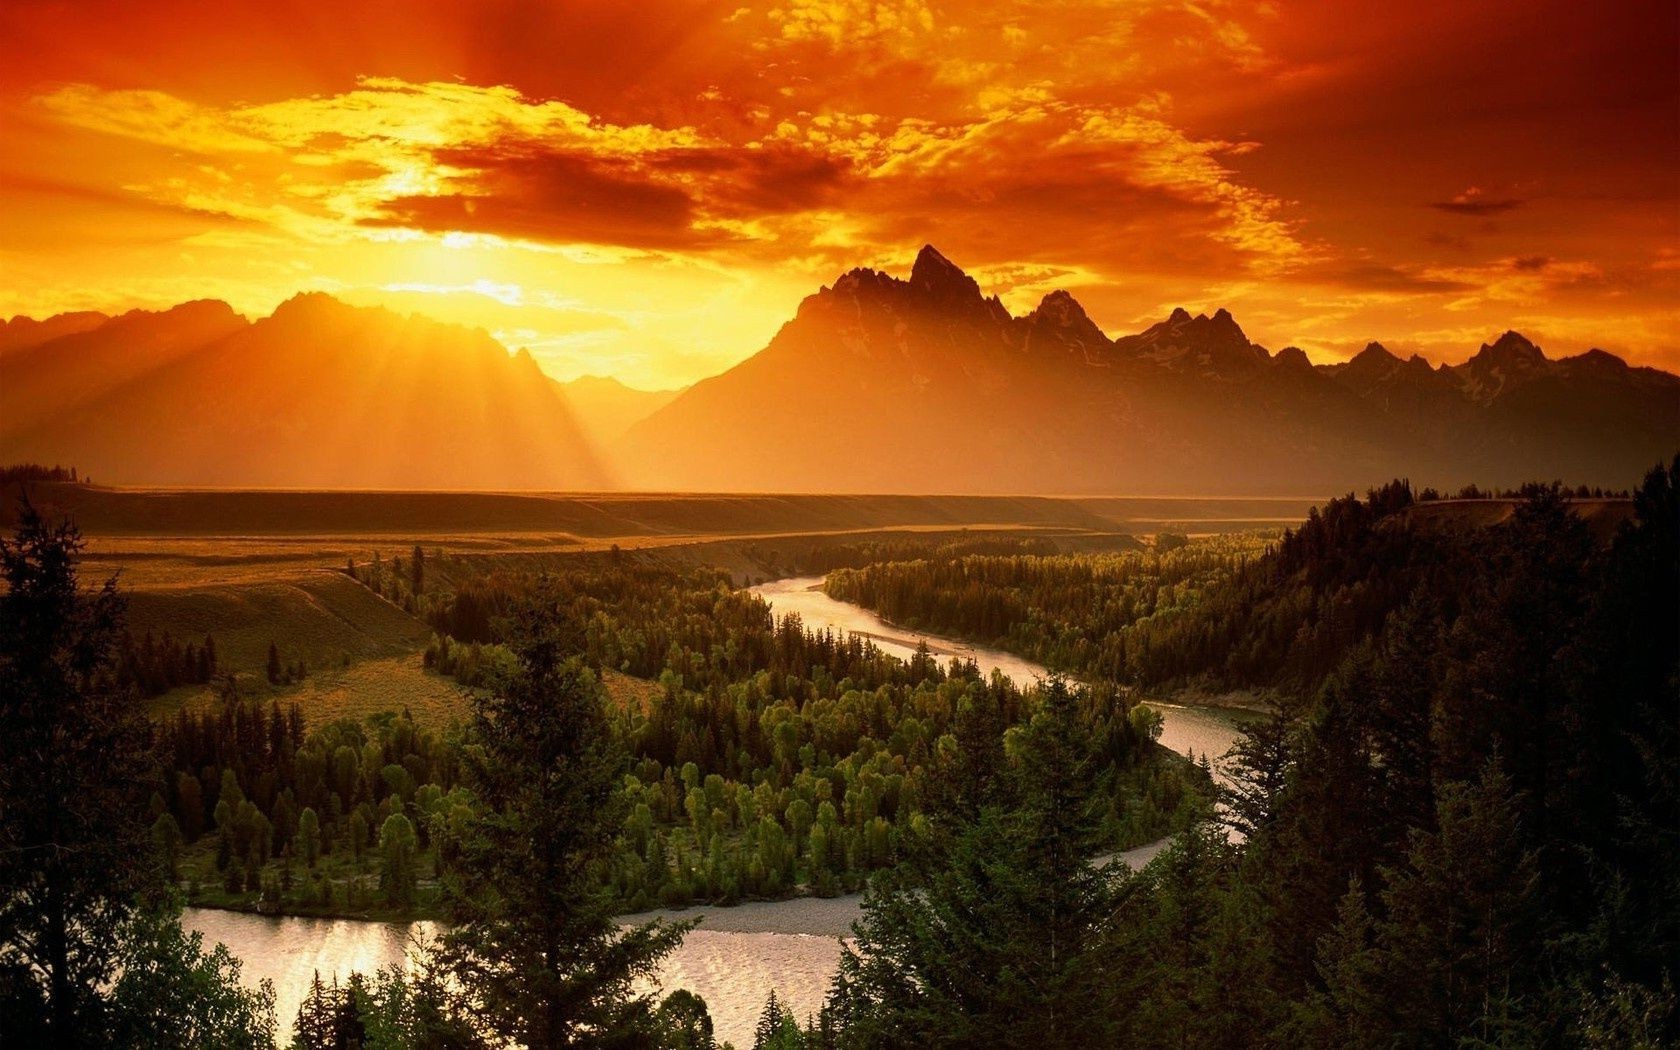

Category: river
[185, 576, 1249, 1046]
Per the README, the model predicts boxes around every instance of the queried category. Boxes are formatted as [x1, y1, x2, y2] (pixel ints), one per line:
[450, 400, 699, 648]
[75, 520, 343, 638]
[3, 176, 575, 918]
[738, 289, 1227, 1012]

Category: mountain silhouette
[558, 374, 683, 446]
[7, 248, 1675, 493]
[1, 294, 609, 489]
[618, 246, 1679, 493]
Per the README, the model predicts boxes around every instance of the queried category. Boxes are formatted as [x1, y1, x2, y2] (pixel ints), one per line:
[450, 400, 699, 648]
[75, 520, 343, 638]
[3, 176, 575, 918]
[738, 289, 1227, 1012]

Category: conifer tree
[437, 607, 693, 1048]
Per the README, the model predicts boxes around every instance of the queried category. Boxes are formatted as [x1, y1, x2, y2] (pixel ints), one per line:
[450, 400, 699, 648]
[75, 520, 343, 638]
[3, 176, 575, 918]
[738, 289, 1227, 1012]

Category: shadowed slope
[620, 247, 1680, 494]
[1, 295, 609, 489]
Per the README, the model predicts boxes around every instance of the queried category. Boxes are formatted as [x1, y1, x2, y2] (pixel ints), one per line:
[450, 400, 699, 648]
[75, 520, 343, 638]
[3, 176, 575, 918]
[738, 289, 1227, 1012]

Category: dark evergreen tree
[1219, 705, 1293, 841]
[0, 499, 272, 1047]
[437, 607, 693, 1048]
[0, 498, 156, 1045]
[829, 679, 1121, 1048]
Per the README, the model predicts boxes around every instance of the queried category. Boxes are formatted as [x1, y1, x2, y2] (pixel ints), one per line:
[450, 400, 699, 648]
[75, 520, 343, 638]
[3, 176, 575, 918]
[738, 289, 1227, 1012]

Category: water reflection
[184, 576, 1253, 1048]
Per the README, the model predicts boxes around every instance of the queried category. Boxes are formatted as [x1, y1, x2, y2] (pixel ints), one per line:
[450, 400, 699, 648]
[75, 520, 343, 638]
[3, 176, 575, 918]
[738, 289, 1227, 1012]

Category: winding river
[184, 576, 1249, 1046]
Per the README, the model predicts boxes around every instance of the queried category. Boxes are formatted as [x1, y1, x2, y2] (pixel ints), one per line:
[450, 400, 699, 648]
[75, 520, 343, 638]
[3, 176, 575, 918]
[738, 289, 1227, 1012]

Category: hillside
[8, 251, 1675, 496]
[620, 246, 1680, 494]
[1, 483, 1120, 539]
[558, 374, 683, 445]
[0, 295, 608, 490]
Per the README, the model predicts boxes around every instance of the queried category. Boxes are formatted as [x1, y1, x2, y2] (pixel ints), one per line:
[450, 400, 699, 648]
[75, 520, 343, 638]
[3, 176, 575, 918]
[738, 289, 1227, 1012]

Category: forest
[787, 466, 1679, 1047]
[152, 557, 1197, 920]
[2, 460, 1676, 1048]
[823, 531, 1274, 684]
[824, 479, 1637, 696]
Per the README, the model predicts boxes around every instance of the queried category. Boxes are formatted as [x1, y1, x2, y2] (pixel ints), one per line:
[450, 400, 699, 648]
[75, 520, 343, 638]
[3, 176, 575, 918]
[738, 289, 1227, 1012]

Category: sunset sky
[2, 0, 1676, 388]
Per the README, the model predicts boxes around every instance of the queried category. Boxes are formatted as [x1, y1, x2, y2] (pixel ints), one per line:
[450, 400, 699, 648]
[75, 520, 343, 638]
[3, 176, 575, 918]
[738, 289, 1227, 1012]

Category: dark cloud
[364, 147, 714, 249]
[1429, 196, 1525, 216]
[644, 145, 853, 214]
[359, 140, 855, 250]
[1512, 255, 1551, 271]
[1310, 262, 1479, 293]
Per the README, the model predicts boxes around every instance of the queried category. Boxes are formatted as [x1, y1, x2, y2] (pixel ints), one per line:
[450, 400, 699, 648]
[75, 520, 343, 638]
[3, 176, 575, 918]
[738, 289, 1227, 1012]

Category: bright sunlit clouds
[0, 0, 1675, 383]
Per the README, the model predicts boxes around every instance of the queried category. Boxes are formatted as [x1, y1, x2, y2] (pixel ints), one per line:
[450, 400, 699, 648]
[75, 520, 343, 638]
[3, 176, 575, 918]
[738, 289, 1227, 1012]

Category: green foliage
[402, 561, 1181, 914]
[829, 680, 1128, 1047]
[814, 463, 1679, 1047]
[0, 497, 159, 1043]
[106, 908, 277, 1049]
[824, 535, 1273, 682]
[436, 617, 692, 1048]
[291, 957, 478, 1050]
[377, 813, 418, 907]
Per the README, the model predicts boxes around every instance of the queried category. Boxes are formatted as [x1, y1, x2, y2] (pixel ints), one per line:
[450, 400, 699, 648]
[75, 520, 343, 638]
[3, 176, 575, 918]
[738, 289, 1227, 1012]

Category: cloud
[10, 1, 1676, 381]
[1429, 187, 1525, 216]
[366, 147, 712, 249]
[1310, 263, 1479, 294]
[27, 74, 1306, 280]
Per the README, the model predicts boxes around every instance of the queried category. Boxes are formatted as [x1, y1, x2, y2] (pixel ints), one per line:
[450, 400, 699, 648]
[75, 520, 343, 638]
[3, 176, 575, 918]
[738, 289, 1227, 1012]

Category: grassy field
[7, 483, 1131, 537]
[10, 484, 1316, 734]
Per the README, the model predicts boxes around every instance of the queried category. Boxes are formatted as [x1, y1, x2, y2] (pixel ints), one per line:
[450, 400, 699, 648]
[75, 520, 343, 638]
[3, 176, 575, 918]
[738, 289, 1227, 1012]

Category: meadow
[21, 484, 1223, 730]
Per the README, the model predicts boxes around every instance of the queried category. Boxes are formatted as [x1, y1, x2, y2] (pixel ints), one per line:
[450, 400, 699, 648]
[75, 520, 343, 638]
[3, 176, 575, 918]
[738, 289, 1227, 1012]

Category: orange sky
[2, 0, 1676, 387]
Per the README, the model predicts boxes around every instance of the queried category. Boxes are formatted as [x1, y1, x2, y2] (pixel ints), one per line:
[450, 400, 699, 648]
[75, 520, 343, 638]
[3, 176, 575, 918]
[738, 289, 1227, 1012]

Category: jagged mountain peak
[1273, 346, 1313, 371]
[1030, 289, 1092, 323]
[909, 244, 984, 305]
[274, 289, 343, 311]
[1471, 330, 1546, 367]
[1113, 305, 1264, 376]
[1341, 342, 1406, 379]
[1022, 289, 1111, 363]
[1564, 347, 1631, 371]
[1353, 341, 1398, 363]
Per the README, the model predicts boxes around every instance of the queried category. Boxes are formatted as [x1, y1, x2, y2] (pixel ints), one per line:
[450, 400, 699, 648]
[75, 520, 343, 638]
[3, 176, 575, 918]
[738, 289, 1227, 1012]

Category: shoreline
[182, 832, 1184, 936]
[1144, 689, 1277, 715]
[807, 578, 1280, 718]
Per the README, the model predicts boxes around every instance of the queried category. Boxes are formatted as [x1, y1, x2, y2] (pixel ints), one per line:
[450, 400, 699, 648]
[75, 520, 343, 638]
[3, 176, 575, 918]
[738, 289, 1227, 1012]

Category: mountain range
[4, 246, 1676, 493]
[618, 246, 1679, 493]
[0, 294, 609, 489]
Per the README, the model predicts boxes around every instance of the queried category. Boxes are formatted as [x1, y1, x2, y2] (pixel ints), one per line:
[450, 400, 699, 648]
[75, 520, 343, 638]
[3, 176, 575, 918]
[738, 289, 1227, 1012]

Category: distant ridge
[0, 294, 608, 489]
[6, 248, 1676, 493]
[618, 245, 1680, 494]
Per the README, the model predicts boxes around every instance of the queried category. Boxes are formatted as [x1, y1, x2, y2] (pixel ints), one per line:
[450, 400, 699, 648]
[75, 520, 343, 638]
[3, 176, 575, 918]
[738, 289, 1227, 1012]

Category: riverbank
[1148, 689, 1278, 715]
[179, 736, 1202, 928]
[802, 573, 1280, 719]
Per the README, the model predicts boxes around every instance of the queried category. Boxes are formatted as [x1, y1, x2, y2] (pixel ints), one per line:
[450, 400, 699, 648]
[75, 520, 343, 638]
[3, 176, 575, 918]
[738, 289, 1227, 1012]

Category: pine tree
[0, 500, 268, 1045]
[829, 679, 1120, 1047]
[437, 610, 694, 1047]
[753, 989, 791, 1049]
[1220, 705, 1293, 841]
[266, 641, 282, 685]
[1367, 760, 1546, 1045]
[0, 499, 157, 1044]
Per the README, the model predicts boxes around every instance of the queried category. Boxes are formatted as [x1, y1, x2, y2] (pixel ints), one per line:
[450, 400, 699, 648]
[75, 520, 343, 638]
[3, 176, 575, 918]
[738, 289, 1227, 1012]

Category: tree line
[752, 461, 1679, 1047]
[206, 559, 1200, 917]
[822, 532, 1274, 684]
[822, 479, 1644, 697]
